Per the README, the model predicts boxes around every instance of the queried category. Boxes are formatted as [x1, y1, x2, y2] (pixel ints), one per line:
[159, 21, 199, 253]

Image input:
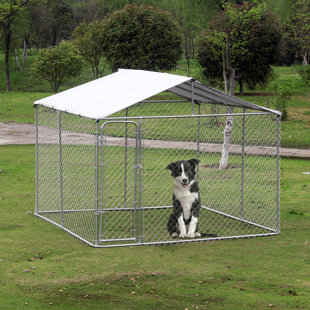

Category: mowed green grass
[0, 145, 310, 309]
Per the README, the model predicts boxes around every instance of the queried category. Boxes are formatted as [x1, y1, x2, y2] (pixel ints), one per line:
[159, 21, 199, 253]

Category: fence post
[240, 109, 246, 220]
[58, 110, 64, 227]
[95, 120, 100, 245]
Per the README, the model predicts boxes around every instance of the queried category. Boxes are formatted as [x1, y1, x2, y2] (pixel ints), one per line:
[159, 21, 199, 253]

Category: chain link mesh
[35, 101, 280, 247]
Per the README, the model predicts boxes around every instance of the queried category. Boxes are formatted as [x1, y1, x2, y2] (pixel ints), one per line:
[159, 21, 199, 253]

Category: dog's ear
[188, 159, 200, 168]
[166, 162, 177, 172]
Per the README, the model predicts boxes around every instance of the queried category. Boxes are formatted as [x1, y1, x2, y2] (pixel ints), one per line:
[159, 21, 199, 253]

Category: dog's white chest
[174, 187, 198, 220]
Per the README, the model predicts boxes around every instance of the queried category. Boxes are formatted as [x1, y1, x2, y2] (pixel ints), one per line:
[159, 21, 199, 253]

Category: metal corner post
[276, 115, 281, 233]
[95, 120, 100, 245]
[35, 105, 39, 214]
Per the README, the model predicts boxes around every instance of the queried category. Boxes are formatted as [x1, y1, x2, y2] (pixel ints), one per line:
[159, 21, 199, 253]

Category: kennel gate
[34, 69, 281, 247]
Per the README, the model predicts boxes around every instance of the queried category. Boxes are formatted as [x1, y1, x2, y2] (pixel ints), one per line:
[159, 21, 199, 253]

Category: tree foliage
[27, 0, 73, 48]
[0, 0, 29, 91]
[284, 0, 310, 65]
[31, 41, 83, 92]
[72, 21, 106, 79]
[197, 2, 281, 94]
[101, 4, 183, 72]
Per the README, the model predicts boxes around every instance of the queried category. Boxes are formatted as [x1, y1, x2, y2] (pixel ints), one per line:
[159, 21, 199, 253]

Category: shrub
[31, 41, 83, 93]
[298, 65, 310, 86]
[271, 83, 291, 121]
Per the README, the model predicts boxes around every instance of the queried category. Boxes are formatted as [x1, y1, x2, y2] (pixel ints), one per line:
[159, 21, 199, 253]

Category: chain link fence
[35, 101, 280, 247]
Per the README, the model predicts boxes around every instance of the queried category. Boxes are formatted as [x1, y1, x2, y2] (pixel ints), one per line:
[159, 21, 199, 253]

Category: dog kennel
[34, 69, 281, 247]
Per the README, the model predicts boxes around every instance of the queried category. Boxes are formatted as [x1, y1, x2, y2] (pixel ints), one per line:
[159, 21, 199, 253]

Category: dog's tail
[200, 233, 218, 238]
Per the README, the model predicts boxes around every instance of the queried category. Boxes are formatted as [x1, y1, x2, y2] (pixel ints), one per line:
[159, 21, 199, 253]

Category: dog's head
[166, 159, 199, 188]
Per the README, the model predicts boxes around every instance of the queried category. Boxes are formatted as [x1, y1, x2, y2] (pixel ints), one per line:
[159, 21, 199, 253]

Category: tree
[72, 21, 106, 79]
[27, 0, 74, 48]
[197, 2, 281, 169]
[198, 2, 281, 94]
[101, 4, 183, 72]
[0, 0, 29, 91]
[31, 41, 83, 93]
[285, 0, 310, 65]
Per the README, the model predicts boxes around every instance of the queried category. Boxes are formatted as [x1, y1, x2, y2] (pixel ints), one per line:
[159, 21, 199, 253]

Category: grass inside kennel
[37, 143, 278, 245]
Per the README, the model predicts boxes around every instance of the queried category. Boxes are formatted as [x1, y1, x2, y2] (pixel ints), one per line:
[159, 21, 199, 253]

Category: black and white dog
[166, 159, 202, 239]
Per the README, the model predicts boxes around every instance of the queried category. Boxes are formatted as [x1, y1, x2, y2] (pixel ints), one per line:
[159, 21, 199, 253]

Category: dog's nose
[182, 178, 188, 184]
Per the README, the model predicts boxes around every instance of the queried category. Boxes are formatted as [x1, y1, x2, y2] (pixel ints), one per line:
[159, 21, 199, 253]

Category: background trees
[285, 0, 310, 65]
[31, 41, 83, 93]
[1, 0, 310, 93]
[0, 0, 29, 91]
[197, 2, 281, 96]
[72, 21, 106, 79]
[101, 4, 183, 72]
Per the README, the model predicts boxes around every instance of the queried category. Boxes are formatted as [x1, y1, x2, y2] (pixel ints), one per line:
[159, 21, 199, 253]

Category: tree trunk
[187, 58, 190, 77]
[14, 49, 21, 71]
[239, 79, 244, 96]
[222, 49, 228, 93]
[302, 51, 308, 66]
[23, 37, 29, 62]
[219, 69, 236, 170]
[3, 21, 12, 91]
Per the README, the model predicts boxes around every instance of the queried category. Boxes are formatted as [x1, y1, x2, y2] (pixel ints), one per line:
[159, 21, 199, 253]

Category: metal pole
[35, 106, 39, 214]
[124, 108, 128, 209]
[100, 123, 104, 240]
[276, 115, 281, 233]
[191, 80, 195, 115]
[58, 110, 64, 227]
[197, 104, 201, 184]
[95, 120, 100, 245]
[240, 109, 246, 220]
[138, 118, 143, 244]
[133, 123, 139, 241]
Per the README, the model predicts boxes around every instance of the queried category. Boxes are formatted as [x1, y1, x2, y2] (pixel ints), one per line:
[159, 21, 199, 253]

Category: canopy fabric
[34, 69, 280, 119]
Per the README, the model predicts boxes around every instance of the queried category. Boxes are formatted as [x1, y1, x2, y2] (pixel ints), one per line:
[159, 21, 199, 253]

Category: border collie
[166, 159, 202, 238]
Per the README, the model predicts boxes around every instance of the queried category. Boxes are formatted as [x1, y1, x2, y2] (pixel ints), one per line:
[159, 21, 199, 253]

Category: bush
[271, 83, 291, 121]
[298, 65, 310, 86]
[31, 41, 83, 93]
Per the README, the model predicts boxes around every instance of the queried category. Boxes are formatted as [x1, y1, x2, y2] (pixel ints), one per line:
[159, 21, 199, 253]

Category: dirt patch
[288, 107, 310, 122]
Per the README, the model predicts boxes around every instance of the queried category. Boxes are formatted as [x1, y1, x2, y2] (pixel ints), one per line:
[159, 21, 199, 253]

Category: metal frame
[35, 94, 281, 247]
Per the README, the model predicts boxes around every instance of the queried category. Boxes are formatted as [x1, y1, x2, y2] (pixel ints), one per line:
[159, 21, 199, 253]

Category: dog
[166, 159, 202, 239]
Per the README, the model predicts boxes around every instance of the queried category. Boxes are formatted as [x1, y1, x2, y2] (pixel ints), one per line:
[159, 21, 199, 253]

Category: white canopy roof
[34, 69, 280, 119]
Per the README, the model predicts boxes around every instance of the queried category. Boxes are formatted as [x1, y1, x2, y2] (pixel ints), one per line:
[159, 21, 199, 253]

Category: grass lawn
[0, 144, 310, 309]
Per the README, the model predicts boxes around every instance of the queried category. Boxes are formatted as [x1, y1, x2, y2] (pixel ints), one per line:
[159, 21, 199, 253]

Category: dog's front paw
[195, 232, 201, 238]
[179, 233, 186, 238]
[186, 232, 196, 239]
[171, 232, 179, 238]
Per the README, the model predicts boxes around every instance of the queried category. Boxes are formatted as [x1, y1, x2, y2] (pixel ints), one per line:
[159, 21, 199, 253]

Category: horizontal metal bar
[140, 100, 189, 103]
[201, 206, 277, 232]
[37, 206, 172, 215]
[102, 112, 274, 121]
[37, 209, 95, 214]
[98, 205, 173, 212]
[99, 238, 137, 242]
